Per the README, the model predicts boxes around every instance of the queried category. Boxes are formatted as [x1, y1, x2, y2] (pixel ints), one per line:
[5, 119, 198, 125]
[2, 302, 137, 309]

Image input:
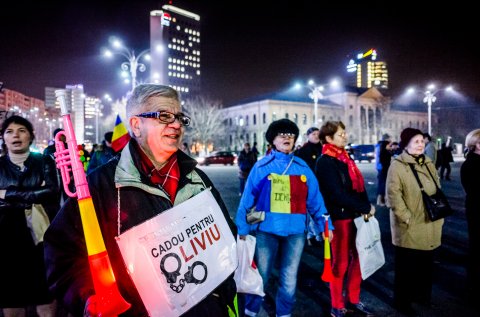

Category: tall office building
[65, 84, 86, 144]
[346, 48, 388, 89]
[150, 5, 201, 100]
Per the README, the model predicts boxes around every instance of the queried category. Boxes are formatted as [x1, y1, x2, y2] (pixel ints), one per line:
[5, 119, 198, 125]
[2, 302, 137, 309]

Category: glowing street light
[294, 79, 340, 127]
[103, 37, 150, 92]
[406, 84, 454, 135]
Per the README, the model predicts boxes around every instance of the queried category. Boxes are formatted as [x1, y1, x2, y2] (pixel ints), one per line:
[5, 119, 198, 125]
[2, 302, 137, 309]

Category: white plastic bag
[354, 215, 385, 280]
[234, 235, 265, 296]
[25, 203, 50, 245]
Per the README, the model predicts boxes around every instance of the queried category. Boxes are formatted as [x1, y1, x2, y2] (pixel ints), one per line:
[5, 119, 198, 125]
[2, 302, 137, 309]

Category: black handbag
[408, 163, 454, 221]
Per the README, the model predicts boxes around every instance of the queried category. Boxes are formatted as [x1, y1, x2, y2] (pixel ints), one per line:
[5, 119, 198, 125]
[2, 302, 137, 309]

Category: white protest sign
[116, 189, 237, 316]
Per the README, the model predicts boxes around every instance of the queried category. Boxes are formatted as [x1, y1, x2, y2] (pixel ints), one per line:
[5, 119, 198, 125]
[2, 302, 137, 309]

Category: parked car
[198, 151, 237, 166]
[350, 144, 375, 163]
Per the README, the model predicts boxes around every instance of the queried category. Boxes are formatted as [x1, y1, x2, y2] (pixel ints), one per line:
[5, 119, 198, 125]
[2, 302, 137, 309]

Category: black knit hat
[265, 119, 299, 144]
[104, 131, 113, 143]
[306, 127, 319, 135]
[400, 128, 423, 149]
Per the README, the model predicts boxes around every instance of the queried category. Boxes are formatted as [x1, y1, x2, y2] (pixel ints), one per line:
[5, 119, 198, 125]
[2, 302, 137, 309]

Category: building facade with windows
[150, 5, 201, 101]
[0, 88, 52, 147]
[221, 87, 429, 154]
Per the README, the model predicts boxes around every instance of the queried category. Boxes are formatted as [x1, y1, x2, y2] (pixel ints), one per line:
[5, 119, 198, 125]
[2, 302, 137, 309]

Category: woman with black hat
[386, 127, 444, 315]
[235, 118, 333, 317]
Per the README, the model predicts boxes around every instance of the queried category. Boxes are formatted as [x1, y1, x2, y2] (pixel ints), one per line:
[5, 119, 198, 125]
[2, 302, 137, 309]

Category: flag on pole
[111, 114, 131, 152]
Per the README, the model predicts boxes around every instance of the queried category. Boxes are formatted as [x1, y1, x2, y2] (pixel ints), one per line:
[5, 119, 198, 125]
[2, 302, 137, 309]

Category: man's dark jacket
[295, 141, 322, 172]
[44, 140, 238, 316]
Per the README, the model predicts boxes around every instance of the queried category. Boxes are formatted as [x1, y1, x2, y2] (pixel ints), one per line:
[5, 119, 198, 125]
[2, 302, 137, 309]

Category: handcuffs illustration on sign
[160, 253, 208, 293]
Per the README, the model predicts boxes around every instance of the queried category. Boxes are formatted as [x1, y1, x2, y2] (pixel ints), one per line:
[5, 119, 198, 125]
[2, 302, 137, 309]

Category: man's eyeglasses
[136, 111, 191, 126]
[277, 132, 296, 139]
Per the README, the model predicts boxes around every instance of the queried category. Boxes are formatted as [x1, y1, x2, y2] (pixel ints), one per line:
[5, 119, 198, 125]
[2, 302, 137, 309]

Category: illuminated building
[346, 48, 388, 89]
[150, 5, 201, 100]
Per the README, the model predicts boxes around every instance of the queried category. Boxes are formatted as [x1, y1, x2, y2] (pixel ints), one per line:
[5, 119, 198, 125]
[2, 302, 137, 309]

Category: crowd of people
[0, 83, 477, 317]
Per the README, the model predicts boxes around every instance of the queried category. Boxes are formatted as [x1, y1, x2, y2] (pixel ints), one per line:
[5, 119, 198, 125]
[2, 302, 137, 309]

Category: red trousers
[330, 219, 362, 309]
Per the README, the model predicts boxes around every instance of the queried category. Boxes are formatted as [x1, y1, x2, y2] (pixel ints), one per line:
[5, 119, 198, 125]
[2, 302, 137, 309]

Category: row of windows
[168, 72, 195, 79]
[183, 27, 200, 36]
[225, 113, 337, 127]
[229, 132, 258, 145]
[168, 44, 190, 53]
[169, 62, 200, 70]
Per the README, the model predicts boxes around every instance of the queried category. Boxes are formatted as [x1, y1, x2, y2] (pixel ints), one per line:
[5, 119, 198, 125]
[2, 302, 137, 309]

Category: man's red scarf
[137, 143, 180, 202]
[322, 143, 365, 192]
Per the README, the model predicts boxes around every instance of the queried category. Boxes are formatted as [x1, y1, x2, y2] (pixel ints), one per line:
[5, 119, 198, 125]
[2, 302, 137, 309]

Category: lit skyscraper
[150, 5, 201, 100]
[346, 48, 388, 89]
[65, 84, 85, 144]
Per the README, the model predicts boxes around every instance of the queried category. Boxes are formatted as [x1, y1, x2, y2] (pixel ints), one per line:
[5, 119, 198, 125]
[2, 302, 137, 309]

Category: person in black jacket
[295, 126, 322, 171]
[460, 129, 480, 301]
[0, 115, 59, 317]
[87, 131, 117, 174]
[295, 126, 323, 244]
[237, 142, 257, 195]
[44, 84, 238, 317]
[374, 134, 392, 206]
[439, 138, 454, 180]
[315, 121, 375, 317]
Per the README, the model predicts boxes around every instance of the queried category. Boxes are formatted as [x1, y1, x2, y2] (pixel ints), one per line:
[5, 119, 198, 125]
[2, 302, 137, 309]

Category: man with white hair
[44, 84, 239, 317]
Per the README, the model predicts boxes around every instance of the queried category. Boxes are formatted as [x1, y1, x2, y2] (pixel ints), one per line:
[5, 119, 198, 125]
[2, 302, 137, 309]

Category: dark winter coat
[87, 142, 117, 174]
[237, 149, 257, 179]
[461, 152, 480, 223]
[0, 152, 59, 306]
[315, 154, 371, 220]
[295, 141, 323, 172]
[44, 140, 238, 316]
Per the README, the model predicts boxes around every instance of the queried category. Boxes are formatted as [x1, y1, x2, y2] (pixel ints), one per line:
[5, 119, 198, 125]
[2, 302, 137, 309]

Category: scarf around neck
[322, 143, 365, 192]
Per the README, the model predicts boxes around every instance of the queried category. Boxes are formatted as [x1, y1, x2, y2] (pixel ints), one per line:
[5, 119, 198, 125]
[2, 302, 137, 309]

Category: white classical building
[221, 86, 431, 154]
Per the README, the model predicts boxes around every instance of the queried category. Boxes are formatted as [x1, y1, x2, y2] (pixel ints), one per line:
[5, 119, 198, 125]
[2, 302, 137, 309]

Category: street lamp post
[407, 84, 454, 136]
[104, 38, 150, 92]
[307, 80, 324, 127]
[423, 89, 436, 136]
[295, 79, 340, 127]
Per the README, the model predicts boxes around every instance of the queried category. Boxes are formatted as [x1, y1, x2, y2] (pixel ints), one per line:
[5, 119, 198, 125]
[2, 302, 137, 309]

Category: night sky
[1, 0, 478, 106]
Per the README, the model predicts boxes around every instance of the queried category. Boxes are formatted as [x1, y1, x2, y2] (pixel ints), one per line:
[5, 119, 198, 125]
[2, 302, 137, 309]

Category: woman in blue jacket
[236, 118, 333, 317]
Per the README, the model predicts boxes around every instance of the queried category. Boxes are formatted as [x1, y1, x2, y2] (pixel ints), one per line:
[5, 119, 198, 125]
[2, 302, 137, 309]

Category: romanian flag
[255, 174, 308, 214]
[111, 114, 131, 152]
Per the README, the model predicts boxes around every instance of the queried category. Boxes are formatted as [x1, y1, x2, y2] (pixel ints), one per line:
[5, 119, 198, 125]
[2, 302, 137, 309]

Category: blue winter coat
[236, 150, 331, 236]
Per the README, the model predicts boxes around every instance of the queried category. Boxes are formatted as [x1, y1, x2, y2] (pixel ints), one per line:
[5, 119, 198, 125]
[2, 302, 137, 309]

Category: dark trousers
[239, 177, 246, 194]
[439, 163, 451, 179]
[394, 246, 434, 306]
[377, 169, 388, 196]
[466, 209, 480, 296]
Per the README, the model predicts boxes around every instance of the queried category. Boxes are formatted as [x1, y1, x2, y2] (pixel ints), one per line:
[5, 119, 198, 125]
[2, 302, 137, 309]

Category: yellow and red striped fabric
[111, 114, 131, 152]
